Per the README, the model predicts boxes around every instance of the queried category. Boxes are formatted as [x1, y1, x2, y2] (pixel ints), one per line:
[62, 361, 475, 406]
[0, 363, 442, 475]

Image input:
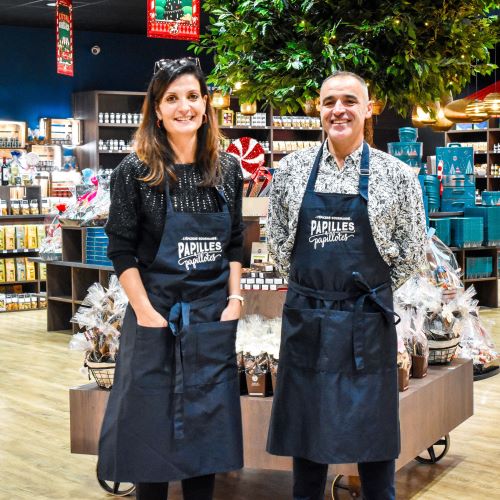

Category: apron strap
[358, 142, 370, 202]
[352, 272, 400, 371]
[306, 141, 370, 199]
[288, 279, 360, 302]
[168, 301, 191, 440]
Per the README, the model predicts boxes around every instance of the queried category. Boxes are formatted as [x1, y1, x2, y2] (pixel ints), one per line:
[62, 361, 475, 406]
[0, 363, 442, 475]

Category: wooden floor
[0, 309, 499, 500]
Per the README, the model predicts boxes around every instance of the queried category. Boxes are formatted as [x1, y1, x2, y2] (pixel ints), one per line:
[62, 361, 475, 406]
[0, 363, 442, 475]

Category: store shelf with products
[445, 118, 500, 191]
[72, 91, 146, 170]
[218, 99, 324, 168]
[0, 194, 48, 313]
[448, 245, 499, 307]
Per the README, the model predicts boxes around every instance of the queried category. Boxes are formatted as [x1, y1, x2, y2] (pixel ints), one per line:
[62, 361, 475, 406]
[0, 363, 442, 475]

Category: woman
[98, 58, 244, 500]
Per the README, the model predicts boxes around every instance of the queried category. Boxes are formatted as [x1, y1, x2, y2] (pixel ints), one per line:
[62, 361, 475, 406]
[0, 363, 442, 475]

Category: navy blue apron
[267, 142, 400, 464]
[98, 180, 243, 483]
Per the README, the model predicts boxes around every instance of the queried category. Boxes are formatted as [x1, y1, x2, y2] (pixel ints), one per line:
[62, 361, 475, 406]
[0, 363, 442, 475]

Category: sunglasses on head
[154, 57, 201, 75]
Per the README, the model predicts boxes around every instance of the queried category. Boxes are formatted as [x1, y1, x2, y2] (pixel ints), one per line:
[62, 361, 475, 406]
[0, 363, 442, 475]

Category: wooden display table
[70, 359, 473, 476]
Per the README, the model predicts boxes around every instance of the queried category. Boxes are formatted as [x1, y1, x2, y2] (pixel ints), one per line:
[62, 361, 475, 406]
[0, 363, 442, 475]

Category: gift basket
[69, 275, 128, 389]
[395, 232, 499, 374]
[236, 315, 281, 396]
[38, 203, 68, 261]
[59, 174, 110, 227]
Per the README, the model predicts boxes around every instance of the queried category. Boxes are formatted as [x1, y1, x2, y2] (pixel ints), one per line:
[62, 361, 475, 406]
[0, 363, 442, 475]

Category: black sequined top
[105, 151, 244, 277]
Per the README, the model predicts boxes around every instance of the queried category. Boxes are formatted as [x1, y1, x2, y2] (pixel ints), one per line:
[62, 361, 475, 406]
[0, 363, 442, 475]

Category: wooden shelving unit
[445, 118, 500, 191]
[448, 245, 499, 307]
[72, 90, 146, 170]
[0, 185, 47, 312]
[220, 98, 324, 168]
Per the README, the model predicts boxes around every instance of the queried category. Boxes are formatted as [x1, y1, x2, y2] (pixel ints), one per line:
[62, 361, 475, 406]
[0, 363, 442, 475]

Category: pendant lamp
[240, 101, 257, 116]
[211, 91, 230, 109]
[302, 98, 320, 117]
[411, 105, 425, 127]
[415, 102, 439, 124]
[465, 99, 489, 122]
[484, 93, 500, 117]
[430, 108, 454, 131]
[371, 97, 386, 116]
[444, 98, 472, 123]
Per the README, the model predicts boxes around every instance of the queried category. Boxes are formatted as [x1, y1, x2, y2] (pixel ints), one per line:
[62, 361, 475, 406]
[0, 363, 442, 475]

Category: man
[266, 71, 427, 500]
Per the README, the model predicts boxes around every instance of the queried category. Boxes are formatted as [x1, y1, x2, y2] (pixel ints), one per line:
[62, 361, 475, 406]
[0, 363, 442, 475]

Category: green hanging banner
[147, 0, 200, 41]
[56, 0, 74, 76]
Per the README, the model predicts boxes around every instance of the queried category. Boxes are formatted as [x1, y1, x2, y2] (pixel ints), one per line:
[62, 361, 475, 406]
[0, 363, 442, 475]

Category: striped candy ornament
[226, 137, 265, 175]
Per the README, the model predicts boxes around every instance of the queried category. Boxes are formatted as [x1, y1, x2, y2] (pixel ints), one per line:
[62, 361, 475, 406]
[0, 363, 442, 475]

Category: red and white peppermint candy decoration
[226, 137, 265, 175]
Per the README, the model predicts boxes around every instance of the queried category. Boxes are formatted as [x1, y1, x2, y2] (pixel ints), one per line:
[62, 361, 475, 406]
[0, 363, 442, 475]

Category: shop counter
[70, 358, 473, 476]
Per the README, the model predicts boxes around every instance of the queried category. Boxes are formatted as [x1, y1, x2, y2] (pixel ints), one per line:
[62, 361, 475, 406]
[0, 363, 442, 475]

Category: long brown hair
[135, 59, 221, 187]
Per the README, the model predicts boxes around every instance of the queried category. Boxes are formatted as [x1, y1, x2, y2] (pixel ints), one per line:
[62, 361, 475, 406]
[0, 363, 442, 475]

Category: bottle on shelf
[1, 157, 9, 186]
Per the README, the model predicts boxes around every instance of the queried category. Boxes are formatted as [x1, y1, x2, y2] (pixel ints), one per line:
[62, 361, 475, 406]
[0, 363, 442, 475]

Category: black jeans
[293, 457, 395, 500]
[135, 474, 215, 500]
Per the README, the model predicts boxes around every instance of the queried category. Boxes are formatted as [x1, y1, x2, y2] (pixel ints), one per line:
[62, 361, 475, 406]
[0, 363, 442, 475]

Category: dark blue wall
[0, 25, 211, 129]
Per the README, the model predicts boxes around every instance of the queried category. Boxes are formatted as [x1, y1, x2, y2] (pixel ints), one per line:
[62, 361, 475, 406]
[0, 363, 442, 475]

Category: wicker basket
[85, 359, 115, 389]
[428, 338, 460, 365]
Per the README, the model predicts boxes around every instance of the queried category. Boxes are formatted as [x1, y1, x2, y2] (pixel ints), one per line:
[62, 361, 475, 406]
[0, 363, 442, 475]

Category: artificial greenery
[190, 0, 499, 115]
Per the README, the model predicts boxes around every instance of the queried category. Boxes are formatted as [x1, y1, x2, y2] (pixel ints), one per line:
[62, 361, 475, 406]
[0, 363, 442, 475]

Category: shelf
[0, 308, 46, 314]
[34, 257, 114, 271]
[48, 295, 73, 303]
[0, 214, 47, 220]
[273, 127, 323, 131]
[449, 246, 499, 251]
[447, 129, 487, 134]
[98, 123, 139, 128]
[1, 280, 38, 285]
[98, 150, 131, 154]
[488, 151, 500, 154]
[464, 277, 497, 282]
[0, 248, 40, 254]
[220, 126, 270, 130]
[429, 212, 464, 218]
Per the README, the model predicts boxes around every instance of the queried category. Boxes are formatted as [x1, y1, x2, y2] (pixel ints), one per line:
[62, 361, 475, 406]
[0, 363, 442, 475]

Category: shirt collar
[323, 141, 364, 170]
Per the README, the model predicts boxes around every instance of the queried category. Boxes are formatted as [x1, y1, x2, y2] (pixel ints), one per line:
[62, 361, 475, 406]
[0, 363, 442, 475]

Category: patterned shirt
[268, 142, 427, 290]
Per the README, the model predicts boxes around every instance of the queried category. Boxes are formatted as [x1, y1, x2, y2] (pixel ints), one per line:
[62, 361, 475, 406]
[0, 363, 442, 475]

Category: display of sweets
[98, 112, 141, 124]
[272, 116, 321, 128]
[98, 139, 133, 152]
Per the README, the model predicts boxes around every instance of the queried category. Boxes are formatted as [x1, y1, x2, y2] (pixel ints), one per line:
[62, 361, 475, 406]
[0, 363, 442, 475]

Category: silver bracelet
[227, 294, 245, 304]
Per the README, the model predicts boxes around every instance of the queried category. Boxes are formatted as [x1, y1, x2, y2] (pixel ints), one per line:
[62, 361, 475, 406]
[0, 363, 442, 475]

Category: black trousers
[135, 474, 215, 500]
[293, 457, 395, 500]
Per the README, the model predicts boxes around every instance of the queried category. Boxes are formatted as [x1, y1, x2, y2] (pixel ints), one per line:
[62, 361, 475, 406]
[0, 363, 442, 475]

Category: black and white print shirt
[268, 142, 428, 290]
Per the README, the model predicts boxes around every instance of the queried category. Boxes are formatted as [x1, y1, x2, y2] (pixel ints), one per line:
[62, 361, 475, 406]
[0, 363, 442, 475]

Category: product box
[30, 294, 38, 309]
[0, 226, 5, 251]
[455, 123, 473, 130]
[0, 293, 5, 312]
[29, 199, 40, 215]
[21, 199, 30, 215]
[4, 226, 15, 250]
[0, 199, 7, 216]
[26, 225, 38, 249]
[436, 144, 474, 175]
[25, 259, 36, 281]
[37, 225, 46, 248]
[473, 121, 489, 130]
[4, 258, 16, 282]
[250, 242, 269, 265]
[39, 262, 47, 280]
[15, 225, 26, 249]
[10, 200, 21, 215]
[15, 258, 26, 281]
[41, 198, 50, 214]
[0, 260, 5, 283]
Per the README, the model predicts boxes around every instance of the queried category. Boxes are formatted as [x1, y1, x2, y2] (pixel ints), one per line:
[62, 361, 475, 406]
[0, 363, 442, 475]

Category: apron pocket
[282, 305, 324, 370]
[322, 310, 395, 373]
[133, 325, 171, 391]
[188, 319, 238, 386]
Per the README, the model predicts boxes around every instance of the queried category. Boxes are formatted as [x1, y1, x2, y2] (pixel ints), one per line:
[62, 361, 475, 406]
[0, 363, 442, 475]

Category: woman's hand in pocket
[220, 299, 242, 322]
[136, 307, 168, 328]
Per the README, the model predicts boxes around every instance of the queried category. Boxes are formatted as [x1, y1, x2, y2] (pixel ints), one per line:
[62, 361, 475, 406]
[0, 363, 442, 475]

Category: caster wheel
[96, 466, 135, 496]
[415, 434, 450, 464]
[331, 475, 361, 499]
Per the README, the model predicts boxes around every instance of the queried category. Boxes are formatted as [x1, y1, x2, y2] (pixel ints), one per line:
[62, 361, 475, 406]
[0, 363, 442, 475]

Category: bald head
[321, 71, 369, 103]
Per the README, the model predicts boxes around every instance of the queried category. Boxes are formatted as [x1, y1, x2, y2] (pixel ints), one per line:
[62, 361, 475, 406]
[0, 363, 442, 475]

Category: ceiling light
[47, 2, 57, 6]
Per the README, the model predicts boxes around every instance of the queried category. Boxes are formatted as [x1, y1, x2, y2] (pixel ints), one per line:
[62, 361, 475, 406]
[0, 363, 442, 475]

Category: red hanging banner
[56, 0, 74, 76]
[147, 0, 200, 41]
